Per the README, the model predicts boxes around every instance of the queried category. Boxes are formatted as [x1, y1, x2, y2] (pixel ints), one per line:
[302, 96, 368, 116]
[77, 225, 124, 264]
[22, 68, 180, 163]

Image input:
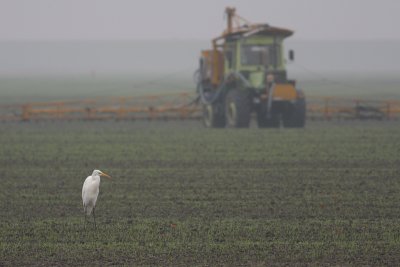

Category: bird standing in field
[82, 169, 111, 228]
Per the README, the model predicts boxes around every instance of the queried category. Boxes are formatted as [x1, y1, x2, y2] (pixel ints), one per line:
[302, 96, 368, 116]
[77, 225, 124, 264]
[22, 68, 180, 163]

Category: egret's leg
[83, 206, 87, 229]
[93, 206, 97, 229]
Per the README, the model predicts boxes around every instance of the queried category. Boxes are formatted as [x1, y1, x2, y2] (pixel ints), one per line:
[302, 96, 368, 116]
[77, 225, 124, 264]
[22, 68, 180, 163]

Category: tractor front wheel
[225, 89, 251, 128]
[203, 103, 225, 128]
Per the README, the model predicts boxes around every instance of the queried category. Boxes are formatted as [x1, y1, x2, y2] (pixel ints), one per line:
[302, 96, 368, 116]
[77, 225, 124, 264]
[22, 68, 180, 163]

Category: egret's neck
[91, 174, 100, 182]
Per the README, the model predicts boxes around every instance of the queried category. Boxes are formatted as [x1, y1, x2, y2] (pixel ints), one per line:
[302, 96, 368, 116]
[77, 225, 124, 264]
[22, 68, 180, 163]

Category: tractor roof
[212, 8, 294, 46]
[223, 24, 294, 39]
[214, 7, 293, 43]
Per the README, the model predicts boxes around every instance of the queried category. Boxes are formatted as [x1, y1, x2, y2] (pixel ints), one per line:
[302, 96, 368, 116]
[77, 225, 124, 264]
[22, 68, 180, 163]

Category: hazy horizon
[0, 38, 399, 104]
[0, 39, 399, 77]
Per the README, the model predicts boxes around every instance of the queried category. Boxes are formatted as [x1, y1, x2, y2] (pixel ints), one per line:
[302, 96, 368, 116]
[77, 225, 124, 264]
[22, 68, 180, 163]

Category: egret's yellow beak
[100, 172, 112, 179]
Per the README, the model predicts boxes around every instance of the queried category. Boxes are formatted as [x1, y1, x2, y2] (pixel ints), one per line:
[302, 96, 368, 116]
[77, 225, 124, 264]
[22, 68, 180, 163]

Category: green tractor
[195, 7, 305, 128]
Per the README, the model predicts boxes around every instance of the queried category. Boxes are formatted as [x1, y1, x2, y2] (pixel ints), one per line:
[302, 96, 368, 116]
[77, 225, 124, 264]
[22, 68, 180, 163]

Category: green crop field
[1, 120, 400, 266]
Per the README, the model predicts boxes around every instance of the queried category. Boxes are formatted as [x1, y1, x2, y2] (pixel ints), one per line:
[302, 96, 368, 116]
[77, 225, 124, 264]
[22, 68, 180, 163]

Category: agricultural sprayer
[195, 7, 305, 128]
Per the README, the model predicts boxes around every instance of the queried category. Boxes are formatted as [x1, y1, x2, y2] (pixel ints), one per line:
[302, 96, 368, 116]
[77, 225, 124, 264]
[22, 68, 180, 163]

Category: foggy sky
[1, 0, 399, 41]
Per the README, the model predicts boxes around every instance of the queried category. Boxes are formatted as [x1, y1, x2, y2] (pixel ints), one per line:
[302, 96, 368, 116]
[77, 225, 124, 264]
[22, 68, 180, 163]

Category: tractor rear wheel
[225, 89, 251, 128]
[203, 103, 225, 128]
[282, 98, 306, 128]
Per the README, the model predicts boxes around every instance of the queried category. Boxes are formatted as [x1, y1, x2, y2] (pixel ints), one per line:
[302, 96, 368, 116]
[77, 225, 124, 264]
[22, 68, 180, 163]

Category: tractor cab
[225, 31, 291, 88]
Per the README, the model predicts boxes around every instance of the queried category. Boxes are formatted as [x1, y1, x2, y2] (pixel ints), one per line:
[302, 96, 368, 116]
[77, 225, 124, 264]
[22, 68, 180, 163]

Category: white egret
[82, 169, 111, 228]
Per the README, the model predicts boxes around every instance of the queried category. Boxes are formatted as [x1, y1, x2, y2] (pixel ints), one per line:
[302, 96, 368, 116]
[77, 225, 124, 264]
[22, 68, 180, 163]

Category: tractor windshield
[241, 44, 279, 69]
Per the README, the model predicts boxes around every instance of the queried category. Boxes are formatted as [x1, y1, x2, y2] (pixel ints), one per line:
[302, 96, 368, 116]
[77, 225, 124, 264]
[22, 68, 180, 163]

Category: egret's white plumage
[82, 169, 111, 227]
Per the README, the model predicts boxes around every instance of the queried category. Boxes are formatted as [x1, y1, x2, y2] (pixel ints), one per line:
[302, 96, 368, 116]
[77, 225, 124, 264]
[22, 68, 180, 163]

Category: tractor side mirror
[289, 50, 295, 61]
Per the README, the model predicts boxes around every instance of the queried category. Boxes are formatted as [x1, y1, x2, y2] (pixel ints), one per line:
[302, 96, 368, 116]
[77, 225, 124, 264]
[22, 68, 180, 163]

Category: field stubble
[0, 120, 400, 266]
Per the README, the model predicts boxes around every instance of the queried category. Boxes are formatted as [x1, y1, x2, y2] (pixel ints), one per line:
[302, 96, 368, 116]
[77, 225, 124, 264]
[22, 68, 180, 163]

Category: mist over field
[0, 40, 399, 103]
[1, 40, 400, 75]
